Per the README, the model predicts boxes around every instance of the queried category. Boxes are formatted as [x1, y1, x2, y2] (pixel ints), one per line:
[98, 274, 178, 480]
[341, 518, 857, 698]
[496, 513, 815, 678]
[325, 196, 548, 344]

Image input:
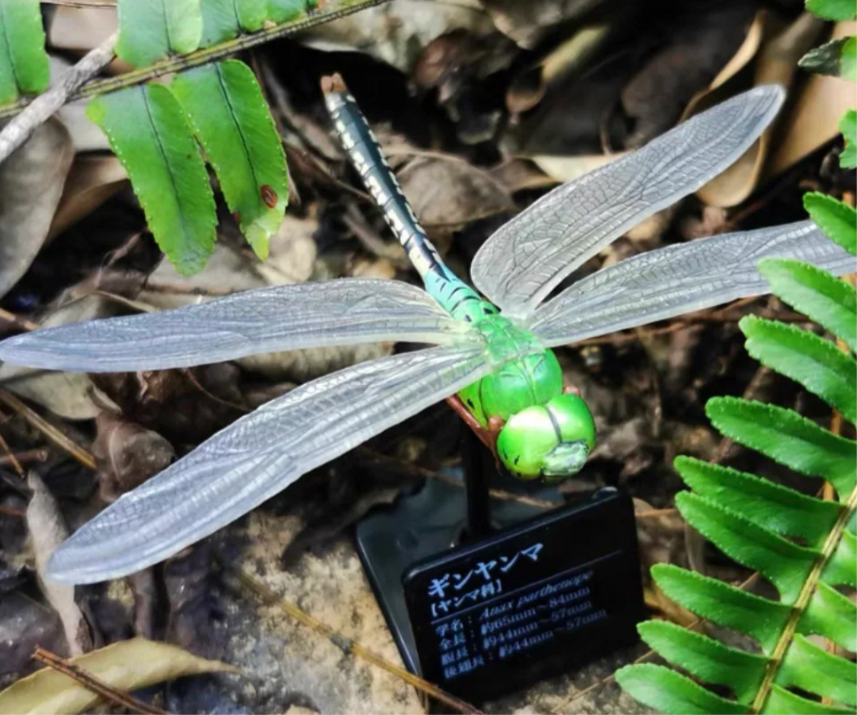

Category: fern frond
[171, 60, 289, 260]
[617, 237, 857, 713]
[86, 84, 218, 274]
[0, 0, 49, 104]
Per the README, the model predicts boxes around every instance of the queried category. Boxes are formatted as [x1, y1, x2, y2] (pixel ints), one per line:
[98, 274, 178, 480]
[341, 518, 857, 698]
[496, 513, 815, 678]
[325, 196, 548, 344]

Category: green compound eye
[496, 394, 596, 481]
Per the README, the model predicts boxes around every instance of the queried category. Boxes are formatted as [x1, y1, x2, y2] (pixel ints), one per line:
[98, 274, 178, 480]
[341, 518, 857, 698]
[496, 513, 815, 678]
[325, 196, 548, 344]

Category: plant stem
[0, 33, 117, 163]
[0, 0, 391, 120]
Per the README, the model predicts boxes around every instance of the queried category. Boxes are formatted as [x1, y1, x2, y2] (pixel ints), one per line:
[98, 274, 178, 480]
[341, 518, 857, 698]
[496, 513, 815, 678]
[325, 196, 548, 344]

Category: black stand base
[355, 431, 562, 675]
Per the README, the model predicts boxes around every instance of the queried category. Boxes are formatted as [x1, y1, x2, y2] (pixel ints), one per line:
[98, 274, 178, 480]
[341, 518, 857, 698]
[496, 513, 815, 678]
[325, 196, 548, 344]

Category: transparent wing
[0, 279, 476, 372]
[529, 221, 856, 346]
[471, 85, 785, 317]
[48, 344, 492, 584]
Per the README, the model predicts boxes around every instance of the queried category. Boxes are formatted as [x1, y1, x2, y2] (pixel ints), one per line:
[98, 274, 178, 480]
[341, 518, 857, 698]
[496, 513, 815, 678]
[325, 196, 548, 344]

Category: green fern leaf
[116, 0, 204, 68]
[86, 85, 217, 274]
[841, 110, 857, 169]
[804, 192, 857, 255]
[740, 316, 857, 424]
[651, 564, 790, 654]
[822, 529, 856, 587]
[674, 457, 841, 547]
[200, 0, 267, 46]
[776, 634, 857, 706]
[0, 0, 49, 104]
[268, 0, 316, 23]
[806, 0, 857, 20]
[706, 398, 856, 498]
[637, 621, 767, 704]
[616, 664, 749, 714]
[172, 60, 288, 260]
[762, 685, 854, 714]
[759, 259, 856, 351]
[798, 581, 857, 651]
[675, 492, 819, 605]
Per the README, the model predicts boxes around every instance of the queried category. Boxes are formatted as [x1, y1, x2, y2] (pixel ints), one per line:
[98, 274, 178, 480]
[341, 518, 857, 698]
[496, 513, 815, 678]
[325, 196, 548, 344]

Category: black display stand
[356, 429, 560, 673]
[356, 429, 644, 703]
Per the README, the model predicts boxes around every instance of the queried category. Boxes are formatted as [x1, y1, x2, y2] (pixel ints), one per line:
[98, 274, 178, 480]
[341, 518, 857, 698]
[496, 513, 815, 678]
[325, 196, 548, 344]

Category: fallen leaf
[302, 0, 496, 73]
[0, 592, 66, 676]
[768, 19, 857, 177]
[0, 637, 237, 715]
[91, 413, 175, 502]
[26, 473, 93, 657]
[506, 23, 611, 115]
[48, 155, 128, 239]
[395, 154, 515, 228]
[479, 0, 608, 49]
[694, 12, 828, 207]
[621, 2, 756, 148]
[529, 152, 623, 183]
[0, 119, 74, 299]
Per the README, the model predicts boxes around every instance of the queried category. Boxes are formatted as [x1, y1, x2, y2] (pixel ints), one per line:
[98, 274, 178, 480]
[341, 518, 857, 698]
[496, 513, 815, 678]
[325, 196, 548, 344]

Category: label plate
[402, 488, 644, 702]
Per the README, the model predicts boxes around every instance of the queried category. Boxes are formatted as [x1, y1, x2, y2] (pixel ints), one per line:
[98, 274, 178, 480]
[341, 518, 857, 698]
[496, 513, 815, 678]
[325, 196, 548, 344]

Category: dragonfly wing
[471, 86, 785, 317]
[0, 279, 475, 372]
[529, 221, 856, 346]
[48, 344, 492, 584]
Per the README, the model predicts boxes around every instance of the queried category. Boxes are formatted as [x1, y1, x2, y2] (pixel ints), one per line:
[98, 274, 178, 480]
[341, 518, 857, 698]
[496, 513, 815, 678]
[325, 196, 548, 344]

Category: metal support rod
[462, 428, 493, 541]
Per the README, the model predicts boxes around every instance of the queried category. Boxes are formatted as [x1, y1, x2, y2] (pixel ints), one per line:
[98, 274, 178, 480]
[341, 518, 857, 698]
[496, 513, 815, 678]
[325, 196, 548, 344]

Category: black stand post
[462, 428, 492, 541]
[355, 426, 561, 675]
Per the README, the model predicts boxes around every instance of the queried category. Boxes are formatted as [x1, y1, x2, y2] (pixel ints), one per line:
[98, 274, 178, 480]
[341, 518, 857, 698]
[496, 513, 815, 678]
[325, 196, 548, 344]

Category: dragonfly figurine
[0, 78, 852, 585]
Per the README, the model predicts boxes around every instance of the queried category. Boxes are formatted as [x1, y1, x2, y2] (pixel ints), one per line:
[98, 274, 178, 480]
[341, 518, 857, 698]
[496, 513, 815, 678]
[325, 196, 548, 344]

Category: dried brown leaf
[0, 637, 237, 715]
[396, 154, 514, 228]
[768, 19, 857, 177]
[26, 473, 93, 657]
[693, 12, 828, 206]
[91, 413, 174, 502]
[0, 119, 73, 299]
[49, 156, 127, 239]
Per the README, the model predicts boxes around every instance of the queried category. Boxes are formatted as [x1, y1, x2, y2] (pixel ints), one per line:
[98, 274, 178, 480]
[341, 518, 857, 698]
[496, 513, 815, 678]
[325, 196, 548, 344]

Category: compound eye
[496, 395, 595, 483]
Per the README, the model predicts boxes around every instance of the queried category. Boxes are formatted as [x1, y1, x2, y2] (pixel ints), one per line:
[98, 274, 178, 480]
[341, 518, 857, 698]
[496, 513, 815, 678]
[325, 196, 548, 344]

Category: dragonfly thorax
[458, 313, 596, 480]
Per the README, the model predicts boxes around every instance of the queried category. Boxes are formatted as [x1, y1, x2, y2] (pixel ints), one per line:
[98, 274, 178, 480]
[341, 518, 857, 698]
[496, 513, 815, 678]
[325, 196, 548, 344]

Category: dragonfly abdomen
[322, 74, 487, 322]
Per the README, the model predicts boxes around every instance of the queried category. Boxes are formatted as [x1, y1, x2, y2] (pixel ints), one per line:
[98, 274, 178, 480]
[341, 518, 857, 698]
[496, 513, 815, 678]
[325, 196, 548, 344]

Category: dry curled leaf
[395, 154, 514, 228]
[91, 413, 175, 502]
[26, 473, 93, 658]
[49, 156, 128, 239]
[0, 119, 73, 299]
[692, 12, 828, 206]
[0, 637, 238, 715]
[768, 19, 857, 177]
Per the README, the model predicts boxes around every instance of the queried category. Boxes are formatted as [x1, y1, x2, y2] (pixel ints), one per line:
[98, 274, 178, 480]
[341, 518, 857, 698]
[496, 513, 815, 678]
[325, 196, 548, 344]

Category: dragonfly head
[496, 394, 596, 481]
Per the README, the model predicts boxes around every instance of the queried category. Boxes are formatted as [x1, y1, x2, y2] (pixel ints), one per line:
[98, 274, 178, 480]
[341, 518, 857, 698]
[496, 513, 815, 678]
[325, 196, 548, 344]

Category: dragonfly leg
[562, 382, 581, 396]
[445, 395, 505, 463]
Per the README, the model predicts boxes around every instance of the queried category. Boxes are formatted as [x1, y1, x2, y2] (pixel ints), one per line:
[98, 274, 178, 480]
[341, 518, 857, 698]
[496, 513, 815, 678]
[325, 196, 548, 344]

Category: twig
[0, 33, 118, 164]
[0, 429, 25, 478]
[0, 0, 391, 120]
[32, 647, 168, 715]
[0, 390, 96, 470]
[226, 566, 483, 715]
[0, 503, 26, 517]
[0, 307, 39, 332]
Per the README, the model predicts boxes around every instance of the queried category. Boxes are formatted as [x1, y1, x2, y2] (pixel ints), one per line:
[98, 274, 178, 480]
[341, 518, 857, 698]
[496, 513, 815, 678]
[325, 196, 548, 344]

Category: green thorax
[458, 309, 563, 426]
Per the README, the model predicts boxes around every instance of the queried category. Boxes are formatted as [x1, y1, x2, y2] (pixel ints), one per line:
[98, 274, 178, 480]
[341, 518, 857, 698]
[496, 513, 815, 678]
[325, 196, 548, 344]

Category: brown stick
[32, 647, 168, 715]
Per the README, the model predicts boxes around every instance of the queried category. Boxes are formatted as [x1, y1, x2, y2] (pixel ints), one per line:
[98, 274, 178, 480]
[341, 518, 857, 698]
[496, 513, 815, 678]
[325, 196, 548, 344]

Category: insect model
[0, 79, 851, 585]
